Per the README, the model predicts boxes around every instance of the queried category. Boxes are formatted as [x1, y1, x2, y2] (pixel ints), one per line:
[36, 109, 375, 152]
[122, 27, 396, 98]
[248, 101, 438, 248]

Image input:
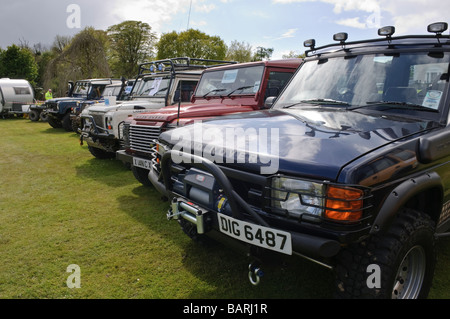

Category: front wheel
[62, 113, 73, 132]
[131, 166, 152, 187]
[334, 208, 436, 299]
[29, 110, 40, 122]
[40, 111, 49, 122]
[71, 116, 81, 134]
[48, 116, 62, 128]
[88, 145, 115, 159]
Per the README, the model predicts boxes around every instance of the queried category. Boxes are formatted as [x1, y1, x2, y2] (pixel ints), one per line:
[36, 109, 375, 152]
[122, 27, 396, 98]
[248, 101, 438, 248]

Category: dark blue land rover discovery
[153, 23, 450, 299]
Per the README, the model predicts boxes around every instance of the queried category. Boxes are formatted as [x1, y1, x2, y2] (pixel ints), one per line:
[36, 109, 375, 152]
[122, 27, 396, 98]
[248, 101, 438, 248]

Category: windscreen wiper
[227, 86, 254, 97]
[283, 99, 349, 108]
[202, 88, 226, 98]
[350, 101, 439, 113]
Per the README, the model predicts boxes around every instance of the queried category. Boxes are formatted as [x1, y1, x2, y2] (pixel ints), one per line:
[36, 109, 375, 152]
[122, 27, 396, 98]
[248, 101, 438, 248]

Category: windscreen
[135, 76, 171, 97]
[195, 65, 265, 97]
[275, 52, 450, 114]
[73, 82, 90, 97]
[102, 86, 121, 97]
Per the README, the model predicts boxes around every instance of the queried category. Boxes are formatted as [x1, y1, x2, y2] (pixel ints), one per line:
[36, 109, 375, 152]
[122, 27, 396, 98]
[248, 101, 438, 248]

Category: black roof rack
[138, 57, 237, 75]
[305, 22, 449, 57]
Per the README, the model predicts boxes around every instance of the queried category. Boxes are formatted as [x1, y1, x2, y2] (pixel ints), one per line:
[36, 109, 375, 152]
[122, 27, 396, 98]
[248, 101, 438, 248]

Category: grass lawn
[0, 118, 449, 299]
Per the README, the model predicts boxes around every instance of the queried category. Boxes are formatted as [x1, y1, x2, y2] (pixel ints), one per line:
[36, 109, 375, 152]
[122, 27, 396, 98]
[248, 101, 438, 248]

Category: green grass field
[0, 118, 449, 299]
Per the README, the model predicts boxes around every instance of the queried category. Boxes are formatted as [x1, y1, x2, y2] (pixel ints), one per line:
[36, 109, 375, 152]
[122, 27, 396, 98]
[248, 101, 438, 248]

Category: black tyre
[131, 166, 152, 187]
[62, 113, 73, 132]
[88, 145, 115, 159]
[48, 116, 62, 128]
[40, 112, 49, 122]
[334, 208, 436, 299]
[29, 110, 40, 122]
[71, 117, 81, 134]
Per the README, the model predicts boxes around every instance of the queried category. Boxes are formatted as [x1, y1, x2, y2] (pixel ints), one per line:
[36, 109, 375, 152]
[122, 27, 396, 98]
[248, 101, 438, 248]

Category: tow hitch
[248, 262, 264, 286]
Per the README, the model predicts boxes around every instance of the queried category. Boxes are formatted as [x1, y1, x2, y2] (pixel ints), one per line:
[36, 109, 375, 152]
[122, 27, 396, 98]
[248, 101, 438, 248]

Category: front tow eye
[248, 262, 264, 286]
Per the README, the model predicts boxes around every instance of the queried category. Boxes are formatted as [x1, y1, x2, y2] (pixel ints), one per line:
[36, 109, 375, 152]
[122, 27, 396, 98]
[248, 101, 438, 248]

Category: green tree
[157, 29, 227, 60]
[282, 51, 305, 59]
[226, 40, 253, 62]
[34, 50, 54, 99]
[44, 28, 111, 97]
[107, 20, 157, 78]
[0, 44, 39, 86]
[253, 47, 274, 61]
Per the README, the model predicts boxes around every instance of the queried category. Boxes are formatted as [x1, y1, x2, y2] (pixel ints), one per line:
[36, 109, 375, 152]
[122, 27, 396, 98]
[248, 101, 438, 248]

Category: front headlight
[271, 177, 325, 219]
[105, 115, 113, 130]
[121, 122, 130, 148]
[271, 176, 365, 222]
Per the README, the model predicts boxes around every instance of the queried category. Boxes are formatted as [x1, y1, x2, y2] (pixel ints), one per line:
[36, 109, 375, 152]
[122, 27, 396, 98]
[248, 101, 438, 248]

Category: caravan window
[14, 87, 31, 95]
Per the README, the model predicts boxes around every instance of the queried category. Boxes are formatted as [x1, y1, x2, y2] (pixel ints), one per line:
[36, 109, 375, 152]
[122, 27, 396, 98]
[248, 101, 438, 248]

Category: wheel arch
[370, 171, 443, 235]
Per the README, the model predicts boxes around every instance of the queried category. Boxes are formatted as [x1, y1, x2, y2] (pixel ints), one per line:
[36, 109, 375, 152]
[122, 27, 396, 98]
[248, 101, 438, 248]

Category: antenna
[187, 0, 193, 30]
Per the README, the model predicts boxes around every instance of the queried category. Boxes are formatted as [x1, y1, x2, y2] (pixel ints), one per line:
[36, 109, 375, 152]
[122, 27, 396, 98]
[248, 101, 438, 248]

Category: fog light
[378, 26, 395, 38]
[304, 39, 316, 49]
[428, 22, 448, 35]
[333, 32, 348, 43]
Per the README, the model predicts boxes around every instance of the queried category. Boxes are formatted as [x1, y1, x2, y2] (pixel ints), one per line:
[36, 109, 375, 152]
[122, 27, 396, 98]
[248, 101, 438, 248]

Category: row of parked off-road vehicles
[42, 23, 450, 299]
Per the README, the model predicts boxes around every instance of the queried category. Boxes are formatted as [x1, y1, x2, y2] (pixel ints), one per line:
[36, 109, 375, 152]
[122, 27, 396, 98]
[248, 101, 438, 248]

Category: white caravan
[0, 78, 34, 117]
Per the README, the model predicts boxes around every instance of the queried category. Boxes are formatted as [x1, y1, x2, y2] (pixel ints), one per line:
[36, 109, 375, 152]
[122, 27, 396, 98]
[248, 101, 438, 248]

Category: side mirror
[264, 96, 277, 109]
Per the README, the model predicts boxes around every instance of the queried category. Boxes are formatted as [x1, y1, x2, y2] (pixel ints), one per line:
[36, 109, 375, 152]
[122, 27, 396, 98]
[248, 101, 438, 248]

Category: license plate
[133, 157, 152, 170]
[218, 213, 292, 255]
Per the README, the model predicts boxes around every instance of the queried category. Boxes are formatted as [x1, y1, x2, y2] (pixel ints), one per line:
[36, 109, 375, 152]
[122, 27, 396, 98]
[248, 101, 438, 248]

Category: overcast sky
[0, 0, 448, 59]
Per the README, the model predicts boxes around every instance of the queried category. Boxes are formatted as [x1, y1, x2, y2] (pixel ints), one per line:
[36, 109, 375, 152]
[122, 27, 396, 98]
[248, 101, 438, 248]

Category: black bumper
[160, 150, 342, 259]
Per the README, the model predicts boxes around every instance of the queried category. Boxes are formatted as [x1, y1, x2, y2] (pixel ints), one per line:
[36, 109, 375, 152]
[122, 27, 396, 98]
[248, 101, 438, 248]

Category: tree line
[0, 21, 301, 99]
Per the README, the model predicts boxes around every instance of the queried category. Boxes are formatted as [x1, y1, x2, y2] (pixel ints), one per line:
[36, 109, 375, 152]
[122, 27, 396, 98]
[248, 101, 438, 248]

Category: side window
[0, 89, 4, 106]
[175, 80, 198, 103]
[14, 87, 31, 95]
[89, 85, 106, 100]
[265, 71, 294, 98]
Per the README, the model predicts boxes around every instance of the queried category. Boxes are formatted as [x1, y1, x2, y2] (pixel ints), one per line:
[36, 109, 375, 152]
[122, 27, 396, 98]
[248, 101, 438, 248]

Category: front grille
[130, 124, 162, 154]
[91, 113, 105, 129]
[46, 102, 57, 111]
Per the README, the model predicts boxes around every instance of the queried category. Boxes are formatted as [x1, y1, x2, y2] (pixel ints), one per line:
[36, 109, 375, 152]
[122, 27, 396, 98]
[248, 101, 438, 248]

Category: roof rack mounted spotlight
[148, 63, 165, 73]
[378, 26, 395, 38]
[304, 39, 316, 50]
[333, 32, 348, 48]
[427, 22, 448, 35]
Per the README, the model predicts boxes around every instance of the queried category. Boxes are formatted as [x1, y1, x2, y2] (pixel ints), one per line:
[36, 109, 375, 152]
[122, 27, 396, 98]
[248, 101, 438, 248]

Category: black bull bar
[160, 150, 341, 259]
